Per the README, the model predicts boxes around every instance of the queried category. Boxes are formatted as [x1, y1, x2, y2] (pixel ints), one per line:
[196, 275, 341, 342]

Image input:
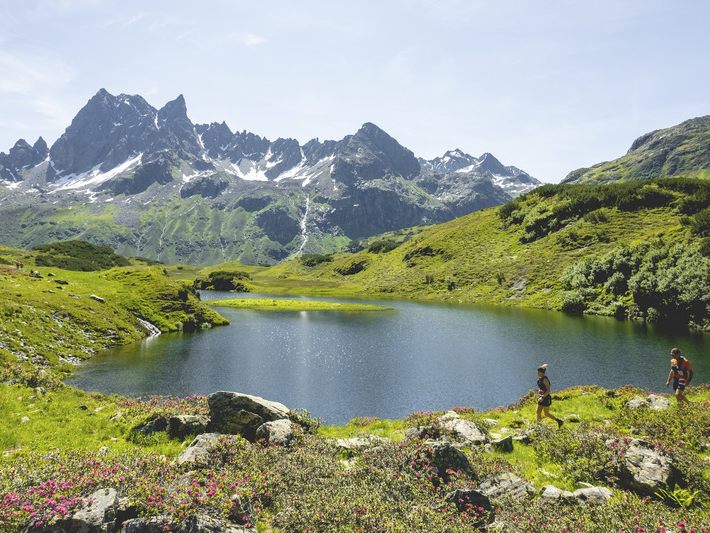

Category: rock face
[255, 419, 295, 446]
[573, 486, 613, 504]
[0, 89, 539, 265]
[439, 411, 489, 446]
[479, 473, 535, 502]
[207, 392, 289, 440]
[616, 439, 678, 495]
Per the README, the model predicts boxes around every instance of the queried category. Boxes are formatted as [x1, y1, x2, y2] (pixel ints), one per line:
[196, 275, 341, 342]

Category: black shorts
[538, 395, 552, 407]
[672, 379, 686, 391]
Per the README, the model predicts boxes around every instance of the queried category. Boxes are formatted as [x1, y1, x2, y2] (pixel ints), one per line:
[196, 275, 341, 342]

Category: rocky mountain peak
[158, 94, 188, 122]
[33, 136, 48, 156]
[476, 152, 507, 175]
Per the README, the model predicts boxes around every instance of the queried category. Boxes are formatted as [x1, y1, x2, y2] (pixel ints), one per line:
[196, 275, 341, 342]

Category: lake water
[68, 292, 708, 424]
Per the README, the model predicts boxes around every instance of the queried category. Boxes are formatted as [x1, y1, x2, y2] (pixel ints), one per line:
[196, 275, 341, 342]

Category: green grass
[208, 298, 393, 312]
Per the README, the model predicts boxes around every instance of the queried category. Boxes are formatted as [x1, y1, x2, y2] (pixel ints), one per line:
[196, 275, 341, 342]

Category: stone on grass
[46, 488, 118, 533]
[540, 485, 574, 500]
[647, 395, 670, 411]
[491, 436, 513, 452]
[255, 419, 295, 446]
[121, 514, 255, 532]
[424, 439, 473, 478]
[335, 435, 390, 451]
[616, 439, 678, 495]
[573, 486, 613, 504]
[176, 433, 239, 467]
[479, 473, 535, 502]
[168, 415, 209, 439]
[207, 392, 289, 440]
[137, 416, 167, 436]
[439, 411, 488, 445]
[444, 488, 493, 525]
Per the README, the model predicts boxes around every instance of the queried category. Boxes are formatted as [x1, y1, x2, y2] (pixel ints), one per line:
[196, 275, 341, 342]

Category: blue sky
[0, 0, 708, 182]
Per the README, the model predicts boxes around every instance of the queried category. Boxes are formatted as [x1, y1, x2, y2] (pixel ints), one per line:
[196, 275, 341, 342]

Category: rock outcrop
[207, 392, 289, 440]
[479, 473, 535, 502]
[615, 439, 678, 495]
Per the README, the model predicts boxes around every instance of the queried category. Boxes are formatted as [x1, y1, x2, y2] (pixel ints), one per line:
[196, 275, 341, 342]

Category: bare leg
[536, 404, 543, 421]
[543, 407, 563, 427]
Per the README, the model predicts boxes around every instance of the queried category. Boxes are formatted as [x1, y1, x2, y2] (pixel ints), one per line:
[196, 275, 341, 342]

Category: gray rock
[255, 419, 295, 446]
[444, 488, 493, 524]
[207, 392, 289, 439]
[479, 473, 535, 502]
[617, 439, 678, 495]
[424, 439, 473, 478]
[540, 485, 574, 500]
[573, 486, 613, 504]
[440, 411, 488, 445]
[121, 514, 255, 532]
[647, 395, 670, 411]
[335, 435, 390, 451]
[90, 294, 105, 303]
[48, 488, 118, 533]
[176, 433, 239, 467]
[137, 416, 167, 436]
[168, 415, 209, 439]
[625, 396, 649, 409]
[491, 436, 513, 452]
[404, 425, 434, 440]
[487, 520, 521, 533]
[566, 414, 581, 423]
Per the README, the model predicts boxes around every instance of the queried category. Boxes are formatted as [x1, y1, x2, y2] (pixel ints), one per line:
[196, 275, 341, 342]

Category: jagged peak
[159, 94, 188, 120]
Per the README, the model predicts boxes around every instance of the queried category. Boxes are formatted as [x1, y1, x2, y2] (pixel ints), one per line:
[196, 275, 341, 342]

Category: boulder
[168, 415, 209, 440]
[404, 425, 435, 440]
[440, 411, 488, 445]
[647, 395, 670, 411]
[540, 485, 574, 501]
[43, 488, 118, 532]
[335, 435, 390, 451]
[423, 439, 473, 478]
[572, 486, 613, 504]
[121, 514, 255, 532]
[444, 488, 493, 525]
[479, 473, 535, 502]
[137, 416, 168, 436]
[176, 433, 239, 467]
[90, 294, 106, 303]
[616, 439, 678, 495]
[207, 392, 289, 440]
[625, 396, 648, 410]
[255, 419, 295, 446]
[491, 436, 513, 452]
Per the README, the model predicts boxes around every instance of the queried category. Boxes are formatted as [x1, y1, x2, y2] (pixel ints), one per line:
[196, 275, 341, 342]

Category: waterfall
[136, 317, 162, 337]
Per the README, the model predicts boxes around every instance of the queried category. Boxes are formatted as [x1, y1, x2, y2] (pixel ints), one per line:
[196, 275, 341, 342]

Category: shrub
[561, 292, 586, 315]
[33, 240, 130, 271]
[193, 270, 251, 291]
[300, 254, 333, 267]
[335, 260, 368, 275]
[367, 239, 399, 254]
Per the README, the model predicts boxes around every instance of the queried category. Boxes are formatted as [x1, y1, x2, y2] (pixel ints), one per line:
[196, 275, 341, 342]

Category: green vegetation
[0, 245, 227, 387]
[253, 178, 710, 329]
[208, 298, 392, 312]
[192, 270, 252, 291]
[33, 240, 131, 271]
[0, 384, 707, 531]
[563, 115, 710, 184]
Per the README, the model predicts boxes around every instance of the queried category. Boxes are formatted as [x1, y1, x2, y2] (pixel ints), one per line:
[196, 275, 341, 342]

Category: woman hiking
[536, 364, 563, 428]
[666, 347, 693, 406]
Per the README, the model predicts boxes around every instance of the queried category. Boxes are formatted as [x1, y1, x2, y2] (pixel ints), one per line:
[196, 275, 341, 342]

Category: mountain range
[0, 89, 539, 264]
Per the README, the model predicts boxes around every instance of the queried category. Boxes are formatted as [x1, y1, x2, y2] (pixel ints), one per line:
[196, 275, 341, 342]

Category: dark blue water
[68, 292, 708, 423]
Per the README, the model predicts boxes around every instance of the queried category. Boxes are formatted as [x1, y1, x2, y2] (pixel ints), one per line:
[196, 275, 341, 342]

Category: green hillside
[255, 178, 710, 329]
[0, 244, 227, 387]
[562, 116, 710, 184]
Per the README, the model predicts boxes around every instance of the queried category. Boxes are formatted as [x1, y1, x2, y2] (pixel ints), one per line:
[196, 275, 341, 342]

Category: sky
[0, 1, 708, 182]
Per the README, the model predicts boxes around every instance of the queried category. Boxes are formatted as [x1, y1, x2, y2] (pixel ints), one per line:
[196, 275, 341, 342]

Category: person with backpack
[666, 347, 693, 405]
[536, 364, 563, 428]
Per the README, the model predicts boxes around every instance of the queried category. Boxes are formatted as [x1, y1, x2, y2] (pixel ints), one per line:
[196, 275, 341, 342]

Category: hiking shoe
[557, 419, 564, 429]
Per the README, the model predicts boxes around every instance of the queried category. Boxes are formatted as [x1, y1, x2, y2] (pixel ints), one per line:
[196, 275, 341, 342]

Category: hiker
[536, 364, 563, 428]
[666, 347, 693, 405]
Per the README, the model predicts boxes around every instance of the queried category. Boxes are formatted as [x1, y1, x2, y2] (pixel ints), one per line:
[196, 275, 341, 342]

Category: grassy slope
[208, 298, 393, 312]
[253, 202, 687, 309]
[0, 245, 227, 386]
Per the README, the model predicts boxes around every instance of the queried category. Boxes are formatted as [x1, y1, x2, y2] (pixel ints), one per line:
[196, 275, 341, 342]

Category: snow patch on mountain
[53, 153, 143, 191]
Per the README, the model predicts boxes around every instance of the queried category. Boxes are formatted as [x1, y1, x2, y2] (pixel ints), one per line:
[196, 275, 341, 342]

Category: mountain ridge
[0, 89, 540, 264]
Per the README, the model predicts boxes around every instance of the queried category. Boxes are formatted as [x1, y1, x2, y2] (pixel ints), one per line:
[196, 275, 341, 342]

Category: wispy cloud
[238, 33, 268, 46]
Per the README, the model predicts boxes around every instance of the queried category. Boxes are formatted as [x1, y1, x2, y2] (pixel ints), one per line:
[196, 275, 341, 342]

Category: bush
[335, 260, 368, 275]
[300, 254, 333, 267]
[33, 240, 130, 271]
[689, 207, 710, 237]
[367, 239, 399, 254]
[193, 270, 252, 291]
[561, 292, 586, 315]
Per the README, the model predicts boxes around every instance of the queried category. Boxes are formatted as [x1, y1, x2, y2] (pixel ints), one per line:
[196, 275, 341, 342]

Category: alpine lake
[69, 291, 708, 424]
